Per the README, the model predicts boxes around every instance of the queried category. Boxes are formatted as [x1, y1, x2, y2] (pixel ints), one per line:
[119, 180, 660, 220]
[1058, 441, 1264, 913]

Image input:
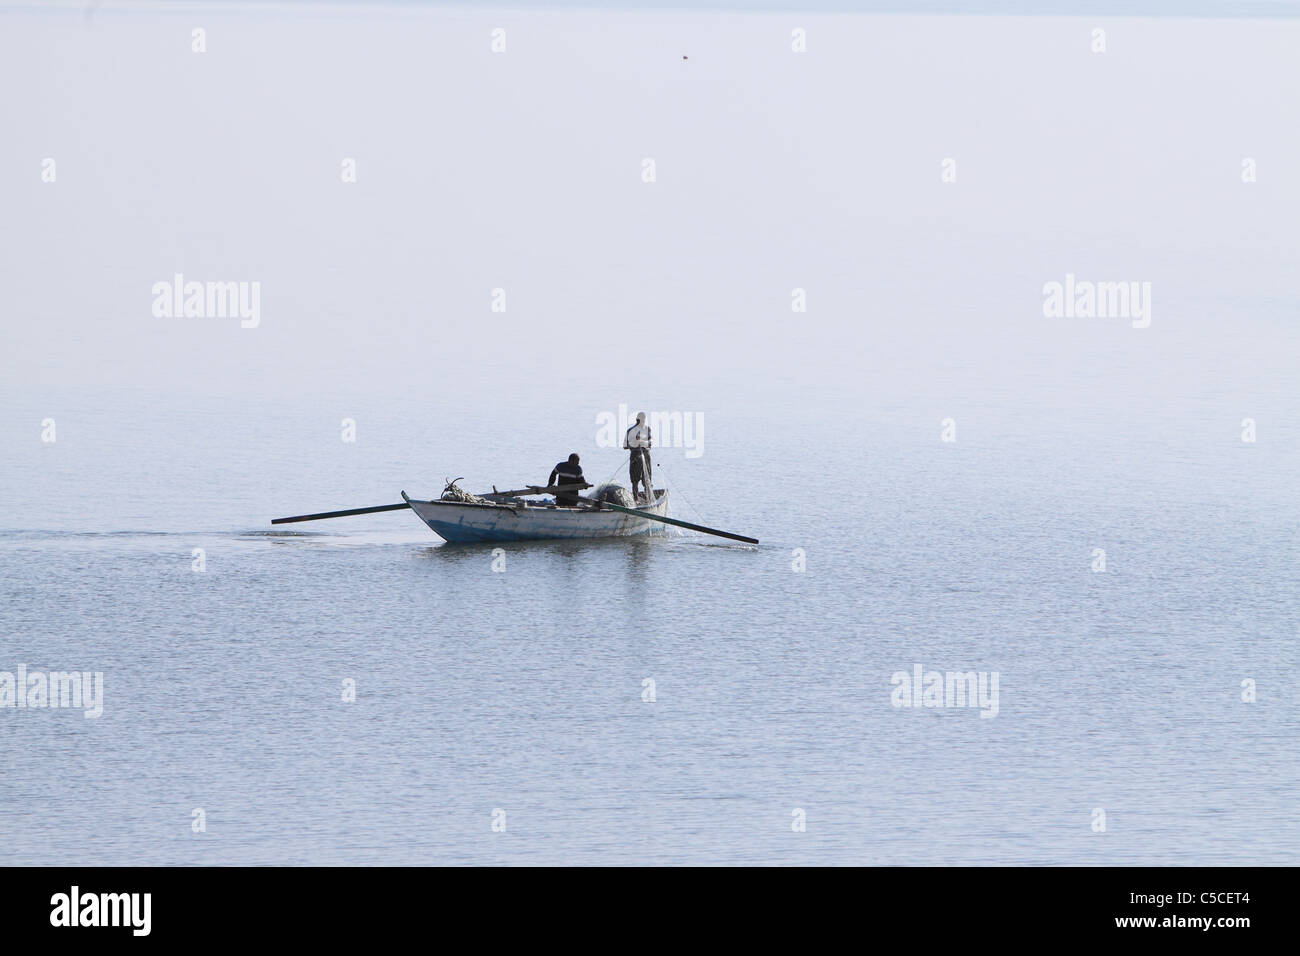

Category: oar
[268, 481, 590, 524]
[581, 498, 758, 544]
[271, 503, 409, 525]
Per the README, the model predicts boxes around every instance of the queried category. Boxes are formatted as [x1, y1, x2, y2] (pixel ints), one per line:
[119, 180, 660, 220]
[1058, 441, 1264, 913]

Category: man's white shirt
[626, 424, 651, 448]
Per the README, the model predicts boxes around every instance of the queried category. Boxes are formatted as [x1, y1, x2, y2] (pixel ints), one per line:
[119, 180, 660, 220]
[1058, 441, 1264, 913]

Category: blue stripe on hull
[423, 519, 544, 543]
[422, 517, 658, 544]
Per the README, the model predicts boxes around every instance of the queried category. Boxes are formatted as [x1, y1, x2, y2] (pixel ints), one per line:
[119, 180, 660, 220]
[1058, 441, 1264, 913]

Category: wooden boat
[271, 474, 757, 545]
[400, 488, 671, 544]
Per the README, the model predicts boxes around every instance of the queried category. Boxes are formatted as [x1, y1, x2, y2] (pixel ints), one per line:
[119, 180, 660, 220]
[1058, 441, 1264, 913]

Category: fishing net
[594, 483, 635, 507]
[441, 479, 491, 505]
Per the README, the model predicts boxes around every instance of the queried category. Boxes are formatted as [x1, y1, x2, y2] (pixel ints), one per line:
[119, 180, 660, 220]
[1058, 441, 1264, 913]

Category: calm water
[1, 381, 1296, 865]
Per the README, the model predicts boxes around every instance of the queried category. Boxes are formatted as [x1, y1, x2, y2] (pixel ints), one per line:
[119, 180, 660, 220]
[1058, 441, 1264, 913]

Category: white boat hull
[402, 490, 669, 543]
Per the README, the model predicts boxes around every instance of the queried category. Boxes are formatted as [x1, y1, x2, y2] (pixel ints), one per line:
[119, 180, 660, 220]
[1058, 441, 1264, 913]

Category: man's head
[568, 453, 580, 464]
[636, 412, 646, 424]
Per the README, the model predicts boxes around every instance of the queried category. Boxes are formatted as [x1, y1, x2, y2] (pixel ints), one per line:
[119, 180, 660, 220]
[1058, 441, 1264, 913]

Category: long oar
[269, 481, 590, 525]
[583, 499, 758, 544]
[271, 503, 409, 525]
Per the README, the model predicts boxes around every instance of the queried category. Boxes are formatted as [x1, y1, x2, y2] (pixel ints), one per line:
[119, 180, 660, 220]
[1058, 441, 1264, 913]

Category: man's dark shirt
[550, 461, 584, 504]
[551, 461, 583, 486]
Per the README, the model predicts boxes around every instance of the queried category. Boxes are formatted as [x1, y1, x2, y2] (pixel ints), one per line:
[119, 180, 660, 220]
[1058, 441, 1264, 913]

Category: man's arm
[548, 469, 559, 487]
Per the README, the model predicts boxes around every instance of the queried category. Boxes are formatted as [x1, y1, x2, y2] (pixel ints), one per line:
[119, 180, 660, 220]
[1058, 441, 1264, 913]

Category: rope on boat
[594, 459, 625, 492]
[652, 458, 709, 530]
[441, 478, 491, 505]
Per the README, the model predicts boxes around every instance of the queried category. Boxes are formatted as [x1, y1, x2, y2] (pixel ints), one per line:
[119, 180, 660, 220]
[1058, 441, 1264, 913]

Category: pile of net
[441, 478, 490, 505]
[593, 483, 635, 507]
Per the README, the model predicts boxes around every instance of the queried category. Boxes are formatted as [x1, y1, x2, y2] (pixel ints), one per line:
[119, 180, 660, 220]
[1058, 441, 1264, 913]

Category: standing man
[624, 411, 653, 502]
[547, 453, 589, 506]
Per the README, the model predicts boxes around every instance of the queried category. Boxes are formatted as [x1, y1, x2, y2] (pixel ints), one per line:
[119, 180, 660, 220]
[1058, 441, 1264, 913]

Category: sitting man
[547, 453, 590, 506]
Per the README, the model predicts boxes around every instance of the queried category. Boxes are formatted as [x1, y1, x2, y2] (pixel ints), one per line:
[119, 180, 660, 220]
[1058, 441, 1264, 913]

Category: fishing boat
[400, 487, 671, 544]
[272, 471, 757, 545]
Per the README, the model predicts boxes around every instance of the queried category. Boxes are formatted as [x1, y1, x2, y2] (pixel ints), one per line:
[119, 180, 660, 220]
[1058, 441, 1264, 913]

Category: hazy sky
[2, 4, 1297, 416]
